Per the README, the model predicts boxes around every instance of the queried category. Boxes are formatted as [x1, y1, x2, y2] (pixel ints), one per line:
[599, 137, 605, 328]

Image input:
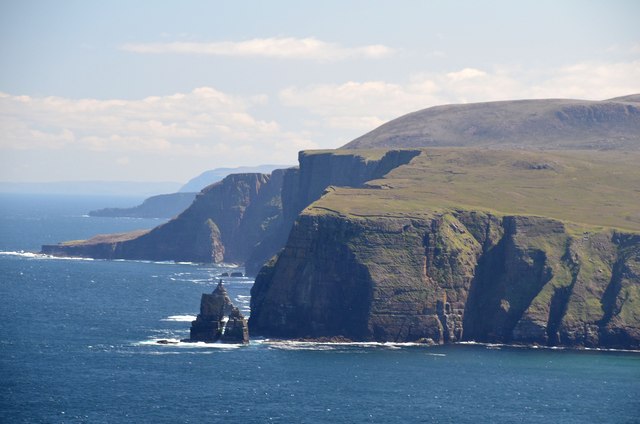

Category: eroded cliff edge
[250, 212, 640, 348]
[249, 149, 640, 349]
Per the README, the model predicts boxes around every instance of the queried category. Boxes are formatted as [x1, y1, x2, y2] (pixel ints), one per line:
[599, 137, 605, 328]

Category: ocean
[0, 193, 638, 423]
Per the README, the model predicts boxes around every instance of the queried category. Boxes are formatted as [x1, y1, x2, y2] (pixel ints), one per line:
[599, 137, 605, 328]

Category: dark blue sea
[0, 193, 639, 423]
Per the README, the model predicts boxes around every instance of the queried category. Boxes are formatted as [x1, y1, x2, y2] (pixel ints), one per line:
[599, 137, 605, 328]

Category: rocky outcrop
[249, 212, 640, 349]
[221, 307, 250, 344]
[188, 281, 249, 344]
[89, 192, 197, 219]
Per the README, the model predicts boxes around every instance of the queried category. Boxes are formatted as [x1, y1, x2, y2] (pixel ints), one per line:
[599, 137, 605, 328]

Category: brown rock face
[221, 307, 250, 344]
[189, 281, 249, 344]
[249, 212, 640, 349]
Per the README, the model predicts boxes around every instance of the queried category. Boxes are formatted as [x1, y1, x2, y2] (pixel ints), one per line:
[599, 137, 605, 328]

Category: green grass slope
[307, 148, 640, 233]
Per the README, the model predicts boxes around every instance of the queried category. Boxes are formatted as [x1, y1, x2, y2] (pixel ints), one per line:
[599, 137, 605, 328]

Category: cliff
[179, 164, 290, 193]
[244, 149, 421, 274]
[249, 148, 640, 349]
[42, 172, 284, 263]
[88, 192, 197, 218]
[43, 150, 418, 270]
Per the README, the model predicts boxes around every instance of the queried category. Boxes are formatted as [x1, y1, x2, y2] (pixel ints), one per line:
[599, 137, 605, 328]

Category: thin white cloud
[0, 87, 316, 164]
[121, 37, 393, 61]
[280, 60, 640, 132]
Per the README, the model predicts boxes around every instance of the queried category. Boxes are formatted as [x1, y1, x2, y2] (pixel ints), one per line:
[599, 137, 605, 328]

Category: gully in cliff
[182, 280, 249, 344]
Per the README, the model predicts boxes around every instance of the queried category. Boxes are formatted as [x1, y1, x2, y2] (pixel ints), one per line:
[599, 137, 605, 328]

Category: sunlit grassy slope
[307, 148, 640, 232]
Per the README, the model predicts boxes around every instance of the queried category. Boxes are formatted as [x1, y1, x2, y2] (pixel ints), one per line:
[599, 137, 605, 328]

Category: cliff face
[249, 212, 640, 349]
[282, 149, 421, 226]
[43, 150, 419, 272]
[244, 149, 421, 274]
[42, 172, 283, 264]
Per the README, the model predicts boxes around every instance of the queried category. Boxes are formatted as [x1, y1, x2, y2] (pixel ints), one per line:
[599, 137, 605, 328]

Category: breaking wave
[0, 250, 95, 261]
[262, 340, 435, 351]
[135, 338, 244, 349]
[161, 315, 197, 322]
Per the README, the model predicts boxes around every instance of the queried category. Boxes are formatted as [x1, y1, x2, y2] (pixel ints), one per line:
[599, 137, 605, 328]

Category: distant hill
[89, 192, 197, 219]
[179, 165, 291, 193]
[343, 95, 640, 151]
[84, 165, 292, 219]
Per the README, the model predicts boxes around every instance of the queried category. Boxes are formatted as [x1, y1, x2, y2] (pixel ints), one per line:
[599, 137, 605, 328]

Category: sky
[1, 0, 639, 183]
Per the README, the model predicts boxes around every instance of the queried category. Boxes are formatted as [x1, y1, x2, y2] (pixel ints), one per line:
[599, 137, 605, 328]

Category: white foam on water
[0, 251, 95, 261]
[135, 339, 243, 349]
[114, 348, 217, 356]
[262, 339, 429, 351]
[456, 341, 640, 353]
[161, 315, 197, 322]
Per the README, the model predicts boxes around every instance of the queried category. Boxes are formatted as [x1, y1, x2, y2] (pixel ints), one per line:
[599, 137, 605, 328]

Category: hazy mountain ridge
[179, 165, 291, 193]
[343, 96, 640, 151]
[88, 192, 198, 219]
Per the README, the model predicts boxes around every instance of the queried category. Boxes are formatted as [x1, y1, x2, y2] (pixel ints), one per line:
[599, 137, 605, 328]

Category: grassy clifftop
[308, 148, 640, 233]
[251, 147, 640, 347]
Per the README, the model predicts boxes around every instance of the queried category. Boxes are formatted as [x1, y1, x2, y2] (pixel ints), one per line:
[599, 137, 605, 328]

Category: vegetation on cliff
[250, 148, 640, 349]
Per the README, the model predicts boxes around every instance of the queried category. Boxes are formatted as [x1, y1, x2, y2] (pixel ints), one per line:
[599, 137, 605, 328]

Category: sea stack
[221, 307, 250, 343]
[189, 280, 249, 343]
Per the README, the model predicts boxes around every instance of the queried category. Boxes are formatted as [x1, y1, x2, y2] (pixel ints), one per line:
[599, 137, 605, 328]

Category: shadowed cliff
[42, 150, 420, 270]
[42, 172, 284, 263]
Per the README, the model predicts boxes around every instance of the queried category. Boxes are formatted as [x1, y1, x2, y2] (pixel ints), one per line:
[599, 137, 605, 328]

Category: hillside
[249, 148, 640, 349]
[88, 192, 197, 219]
[310, 148, 640, 232]
[43, 172, 284, 263]
[343, 96, 640, 151]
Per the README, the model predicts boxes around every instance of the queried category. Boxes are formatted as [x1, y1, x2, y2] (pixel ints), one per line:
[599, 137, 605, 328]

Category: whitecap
[0, 251, 95, 261]
[161, 315, 197, 322]
[135, 339, 243, 349]
[262, 340, 428, 351]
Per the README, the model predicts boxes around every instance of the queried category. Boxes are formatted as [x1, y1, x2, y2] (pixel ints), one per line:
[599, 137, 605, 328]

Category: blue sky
[1, 0, 639, 182]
